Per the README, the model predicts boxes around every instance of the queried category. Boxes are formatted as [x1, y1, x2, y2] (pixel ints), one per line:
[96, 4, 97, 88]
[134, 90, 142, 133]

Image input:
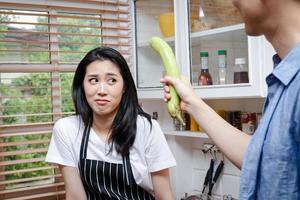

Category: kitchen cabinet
[135, 0, 175, 89]
[134, 0, 275, 199]
[134, 0, 275, 99]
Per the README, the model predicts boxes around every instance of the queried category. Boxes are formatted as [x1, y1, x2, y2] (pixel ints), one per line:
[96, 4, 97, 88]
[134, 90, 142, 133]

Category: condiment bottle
[190, 115, 199, 131]
[218, 50, 227, 85]
[198, 51, 213, 86]
[233, 57, 249, 84]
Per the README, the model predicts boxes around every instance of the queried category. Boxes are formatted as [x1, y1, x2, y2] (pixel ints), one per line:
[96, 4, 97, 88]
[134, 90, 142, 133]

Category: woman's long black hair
[72, 47, 152, 156]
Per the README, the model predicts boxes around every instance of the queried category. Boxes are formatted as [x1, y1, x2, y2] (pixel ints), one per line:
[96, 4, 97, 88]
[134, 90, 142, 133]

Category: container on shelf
[217, 49, 227, 85]
[233, 57, 249, 84]
[190, 115, 199, 131]
[173, 116, 186, 131]
[184, 112, 190, 130]
[158, 12, 174, 37]
[198, 51, 213, 86]
[216, 110, 226, 119]
[225, 111, 241, 130]
[189, 0, 242, 32]
[241, 112, 256, 135]
[152, 112, 158, 120]
[198, 124, 204, 132]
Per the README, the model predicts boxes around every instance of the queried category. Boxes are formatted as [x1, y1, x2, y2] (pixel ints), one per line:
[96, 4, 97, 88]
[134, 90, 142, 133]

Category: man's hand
[161, 75, 198, 113]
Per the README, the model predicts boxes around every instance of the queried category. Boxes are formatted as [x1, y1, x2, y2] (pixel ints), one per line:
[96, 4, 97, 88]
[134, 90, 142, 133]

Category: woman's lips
[95, 99, 109, 106]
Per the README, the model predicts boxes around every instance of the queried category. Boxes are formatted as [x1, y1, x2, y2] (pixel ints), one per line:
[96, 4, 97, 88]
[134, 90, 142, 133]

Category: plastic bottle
[233, 57, 249, 84]
[198, 51, 213, 85]
[218, 50, 227, 85]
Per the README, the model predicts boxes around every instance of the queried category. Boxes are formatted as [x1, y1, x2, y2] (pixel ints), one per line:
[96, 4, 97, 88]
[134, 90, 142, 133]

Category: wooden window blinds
[0, 0, 132, 199]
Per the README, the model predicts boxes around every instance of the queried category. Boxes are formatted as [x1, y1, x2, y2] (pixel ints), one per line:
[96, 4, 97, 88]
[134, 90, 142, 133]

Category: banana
[149, 36, 184, 124]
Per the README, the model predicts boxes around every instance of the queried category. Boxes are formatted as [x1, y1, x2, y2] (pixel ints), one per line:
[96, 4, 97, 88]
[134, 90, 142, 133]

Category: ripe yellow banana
[149, 36, 184, 124]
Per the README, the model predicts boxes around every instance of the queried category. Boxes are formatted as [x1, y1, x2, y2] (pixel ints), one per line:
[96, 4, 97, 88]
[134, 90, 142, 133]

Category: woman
[46, 47, 176, 200]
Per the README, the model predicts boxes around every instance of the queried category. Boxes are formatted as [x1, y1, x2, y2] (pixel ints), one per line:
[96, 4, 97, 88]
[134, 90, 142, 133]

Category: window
[0, 1, 132, 199]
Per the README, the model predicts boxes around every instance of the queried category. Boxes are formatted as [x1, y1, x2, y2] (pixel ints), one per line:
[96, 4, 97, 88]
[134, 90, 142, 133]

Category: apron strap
[79, 123, 91, 160]
[122, 154, 133, 186]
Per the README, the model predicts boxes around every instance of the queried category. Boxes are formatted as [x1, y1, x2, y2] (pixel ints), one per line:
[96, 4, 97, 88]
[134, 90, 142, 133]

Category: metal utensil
[208, 160, 224, 195]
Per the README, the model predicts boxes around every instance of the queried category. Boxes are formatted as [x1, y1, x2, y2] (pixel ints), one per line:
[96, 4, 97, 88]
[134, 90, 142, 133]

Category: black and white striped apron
[78, 129, 155, 200]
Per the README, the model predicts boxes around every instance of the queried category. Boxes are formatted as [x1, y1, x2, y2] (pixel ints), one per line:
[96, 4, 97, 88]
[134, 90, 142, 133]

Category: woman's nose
[97, 82, 107, 94]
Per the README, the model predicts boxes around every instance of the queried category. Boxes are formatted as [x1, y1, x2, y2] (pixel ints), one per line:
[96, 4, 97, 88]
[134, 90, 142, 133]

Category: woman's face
[84, 60, 124, 118]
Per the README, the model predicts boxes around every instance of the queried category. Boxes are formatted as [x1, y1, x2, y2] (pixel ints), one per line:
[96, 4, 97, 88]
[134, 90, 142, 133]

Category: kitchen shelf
[193, 83, 259, 99]
[190, 23, 245, 44]
[164, 130, 209, 138]
[137, 24, 244, 48]
[137, 83, 258, 100]
[194, 83, 251, 89]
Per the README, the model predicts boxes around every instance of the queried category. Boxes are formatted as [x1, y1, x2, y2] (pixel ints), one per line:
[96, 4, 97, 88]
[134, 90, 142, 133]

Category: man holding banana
[161, 0, 300, 199]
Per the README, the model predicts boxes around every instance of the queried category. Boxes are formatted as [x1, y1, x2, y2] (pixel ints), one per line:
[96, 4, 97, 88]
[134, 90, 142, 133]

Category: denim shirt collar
[268, 43, 300, 86]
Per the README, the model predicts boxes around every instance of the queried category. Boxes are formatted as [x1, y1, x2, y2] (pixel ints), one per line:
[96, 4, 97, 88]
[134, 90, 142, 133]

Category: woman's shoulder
[55, 115, 81, 127]
[137, 115, 161, 134]
[53, 115, 83, 133]
[137, 115, 151, 126]
[52, 115, 84, 141]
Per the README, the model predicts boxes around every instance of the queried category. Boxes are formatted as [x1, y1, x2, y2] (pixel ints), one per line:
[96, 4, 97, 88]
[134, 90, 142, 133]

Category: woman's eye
[107, 78, 117, 85]
[89, 78, 98, 85]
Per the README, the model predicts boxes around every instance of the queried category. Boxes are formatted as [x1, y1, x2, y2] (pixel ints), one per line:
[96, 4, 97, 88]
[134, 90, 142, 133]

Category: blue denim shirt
[239, 43, 300, 200]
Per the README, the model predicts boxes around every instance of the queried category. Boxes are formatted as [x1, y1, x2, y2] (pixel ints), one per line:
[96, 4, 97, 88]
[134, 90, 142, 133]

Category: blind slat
[0, 139, 50, 148]
[0, 50, 130, 55]
[0, 174, 62, 185]
[0, 21, 130, 30]
[3, 190, 65, 200]
[0, 49, 131, 55]
[0, 166, 58, 176]
[0, 157, 46, 167]
[0, 39, 131, 47]
[0, 182, 64, 195]
[0, 148, 48, 157]
[0, 11, 130, 21]
[62, 0, 129, 6]
[0, 30, 130, 38]
[0, 1, 130, 14]
[0, 112, 74, 120]
[0, 130, 50, 138]
[0, 123, 54, 135]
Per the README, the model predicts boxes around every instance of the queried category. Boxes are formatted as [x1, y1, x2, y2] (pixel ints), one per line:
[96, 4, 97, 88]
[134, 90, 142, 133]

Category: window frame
[0, 1, 132, 199]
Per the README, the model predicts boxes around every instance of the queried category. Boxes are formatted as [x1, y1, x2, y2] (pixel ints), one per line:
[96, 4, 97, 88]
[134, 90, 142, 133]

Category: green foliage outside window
[1, 72, 74, 186]
[2, 73, 52, 125]
[4, 133, 52, 183]
[0, 10, 100, 187]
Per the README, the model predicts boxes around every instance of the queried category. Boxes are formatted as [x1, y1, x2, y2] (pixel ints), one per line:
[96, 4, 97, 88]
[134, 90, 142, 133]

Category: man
[161, 0, 300, 199]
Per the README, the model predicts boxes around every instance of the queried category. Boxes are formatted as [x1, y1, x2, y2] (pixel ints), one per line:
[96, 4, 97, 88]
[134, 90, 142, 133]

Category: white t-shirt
[45, 115, 176, 192]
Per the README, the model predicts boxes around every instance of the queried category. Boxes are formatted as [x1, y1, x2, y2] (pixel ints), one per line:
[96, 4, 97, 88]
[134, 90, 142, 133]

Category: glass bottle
[218, 50, 227, 85]
[190, 115, 199, 131]
[233, 57, 249, 84]
[198, 51, 213, 85]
